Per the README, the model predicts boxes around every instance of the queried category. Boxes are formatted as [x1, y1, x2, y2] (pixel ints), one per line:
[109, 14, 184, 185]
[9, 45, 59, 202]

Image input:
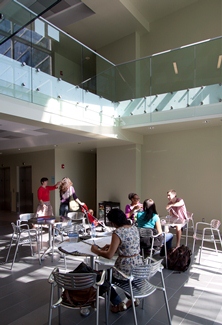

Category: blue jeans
[165, 232, 173, 249]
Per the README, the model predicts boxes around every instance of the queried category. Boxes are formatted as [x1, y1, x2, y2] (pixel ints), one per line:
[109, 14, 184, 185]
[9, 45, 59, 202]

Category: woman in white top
[59, 177, 84, 221]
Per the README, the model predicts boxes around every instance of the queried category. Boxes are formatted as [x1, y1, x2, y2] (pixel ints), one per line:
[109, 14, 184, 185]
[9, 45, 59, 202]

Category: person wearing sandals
[91, 208, 142, 312]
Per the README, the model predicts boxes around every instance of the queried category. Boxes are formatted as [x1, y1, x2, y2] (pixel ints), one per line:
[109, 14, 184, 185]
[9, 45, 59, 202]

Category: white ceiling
[1, 0, 220, 155]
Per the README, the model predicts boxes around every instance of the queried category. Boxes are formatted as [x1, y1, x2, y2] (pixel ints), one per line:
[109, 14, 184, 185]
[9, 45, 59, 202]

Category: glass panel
[1, 7, 222, 119]
[0, 0, 61, 45]
[195, 38, 222, 87]
[151, 46, 195, 96]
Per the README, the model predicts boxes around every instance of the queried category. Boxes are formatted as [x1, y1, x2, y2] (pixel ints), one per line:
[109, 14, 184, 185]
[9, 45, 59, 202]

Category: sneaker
[80, 307, 90, 316]
[134, 298, 140, 306]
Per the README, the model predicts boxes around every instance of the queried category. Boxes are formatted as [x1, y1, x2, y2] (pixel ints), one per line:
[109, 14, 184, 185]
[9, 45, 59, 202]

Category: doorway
[19, 166, 33, 213]
[0, 167, 11, 211]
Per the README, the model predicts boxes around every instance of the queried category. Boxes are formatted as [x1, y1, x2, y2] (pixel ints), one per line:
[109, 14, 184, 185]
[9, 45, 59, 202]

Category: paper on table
[59, 241, 97, 256]
[83, 237, 112, 247]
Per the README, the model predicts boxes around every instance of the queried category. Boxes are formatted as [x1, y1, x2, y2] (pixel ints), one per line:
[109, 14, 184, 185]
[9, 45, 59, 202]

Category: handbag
[69, 196, 79, 211]
[62, 262, 110, 307]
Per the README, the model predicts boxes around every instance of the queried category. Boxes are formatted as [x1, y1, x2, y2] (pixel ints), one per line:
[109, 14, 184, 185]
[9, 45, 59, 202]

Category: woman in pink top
[125, 193, 143, 223]
[166, 189, 187, 247]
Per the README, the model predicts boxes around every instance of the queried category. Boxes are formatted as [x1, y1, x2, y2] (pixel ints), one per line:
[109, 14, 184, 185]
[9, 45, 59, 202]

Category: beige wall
[99, 33, 137, 65]
[0, 148, 96, 217]
[141, 0, 222, 58]
[98, 0, 222, 64]
[0, 150, 56, 213]
[141, 127, 222, 222]
[97, 144, 142, 212]
[55, 148, 96, 216]
[96, 126, 222, 224]
[2, 125, 222, 225]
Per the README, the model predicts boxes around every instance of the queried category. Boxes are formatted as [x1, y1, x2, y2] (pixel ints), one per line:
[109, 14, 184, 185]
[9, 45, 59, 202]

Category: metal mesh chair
[112, 258, 172, 325]
[138, 228, 162, 258]
[17, 213, 36, 226]
[17, 212, 43, 247]
[48, 267, 109, 325]
[5, 222, 40, 269]
[181, 211, 194, 245]
[192, 219, 222, 263]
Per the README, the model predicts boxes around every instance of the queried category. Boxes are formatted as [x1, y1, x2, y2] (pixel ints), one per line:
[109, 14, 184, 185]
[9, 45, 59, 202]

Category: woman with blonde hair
[59, 177, 84, 221]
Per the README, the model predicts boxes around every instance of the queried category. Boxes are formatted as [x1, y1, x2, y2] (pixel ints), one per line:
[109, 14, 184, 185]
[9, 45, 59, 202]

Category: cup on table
[68, 231, 79, 242]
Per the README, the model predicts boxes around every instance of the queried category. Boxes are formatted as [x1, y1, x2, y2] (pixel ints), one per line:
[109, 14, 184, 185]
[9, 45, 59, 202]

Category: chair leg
[218, 231, 222, 250]
[28, 232, 34, 257]
[129, 282, 137, 325]
[192, 238, 196, 254]
[199, 237, 204, 263]
[96, 286, 99, 325]
[160, 271, 172, 325]
[57, 286, 61, 324]
[11, 240, 20, 270]
[5, 237, 14, 263]
[48, 284, 54, 325]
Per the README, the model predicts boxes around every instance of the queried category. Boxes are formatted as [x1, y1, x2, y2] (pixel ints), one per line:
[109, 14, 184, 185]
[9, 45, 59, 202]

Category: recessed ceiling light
[173, 62, 178, 74]
[217, 55, 222, 69]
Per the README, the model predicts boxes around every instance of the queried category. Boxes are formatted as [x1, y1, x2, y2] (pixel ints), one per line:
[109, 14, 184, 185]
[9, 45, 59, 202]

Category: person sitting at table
[91, 208, 142, 313]
[137, 198, 173, 256]
[166, 189, 188, 247]
[125, 192, 143, 223]
[36, 177, 61, 217]
[59, 177, 84, 221]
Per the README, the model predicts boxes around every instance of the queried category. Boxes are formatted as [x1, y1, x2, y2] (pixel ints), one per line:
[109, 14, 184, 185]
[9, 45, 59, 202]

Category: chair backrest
[211, 219, 221, 229]
[18, 213, 36, 224]
[11, 222, 19, 234]
[67, 212, 85, 221]
[131, 258, 163, 280]
[52, 269, 97, 290]
[186, 211, 193, 219]
[139, 228, 154, 238]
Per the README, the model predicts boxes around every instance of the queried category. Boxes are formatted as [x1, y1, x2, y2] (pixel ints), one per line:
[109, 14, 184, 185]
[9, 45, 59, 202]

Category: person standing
[166, 189, 187, 247]
[59, 177, 84, 221]
[36, 177, 61, 217]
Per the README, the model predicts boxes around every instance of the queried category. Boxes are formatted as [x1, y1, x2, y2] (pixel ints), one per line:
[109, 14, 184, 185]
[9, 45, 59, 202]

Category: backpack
[166, 245, 192, 272]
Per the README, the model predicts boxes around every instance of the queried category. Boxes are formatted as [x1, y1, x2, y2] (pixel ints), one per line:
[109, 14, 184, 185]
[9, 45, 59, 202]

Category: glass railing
[0, 0, 61, 45]
[0, 10, 221, 114]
